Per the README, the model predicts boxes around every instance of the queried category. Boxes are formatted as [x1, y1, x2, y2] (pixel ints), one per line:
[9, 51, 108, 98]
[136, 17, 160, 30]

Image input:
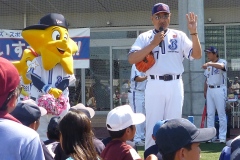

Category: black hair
[47, 116, 60, 140]
[59, 110, 99, 160]
[161, 143, 192, 160]
[108, 125, 134, 139]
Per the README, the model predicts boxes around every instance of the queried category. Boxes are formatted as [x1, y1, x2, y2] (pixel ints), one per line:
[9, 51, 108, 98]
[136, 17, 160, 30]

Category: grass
[137, 143, 226, 160]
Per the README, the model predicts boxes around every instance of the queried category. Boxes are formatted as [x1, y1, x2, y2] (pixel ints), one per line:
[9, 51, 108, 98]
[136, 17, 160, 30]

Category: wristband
[190, 33, 198, 35]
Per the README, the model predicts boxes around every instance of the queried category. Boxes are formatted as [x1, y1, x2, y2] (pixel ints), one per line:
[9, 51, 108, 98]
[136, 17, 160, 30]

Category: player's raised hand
[186, 12, 198, 34]
[49, 88, 62, 98]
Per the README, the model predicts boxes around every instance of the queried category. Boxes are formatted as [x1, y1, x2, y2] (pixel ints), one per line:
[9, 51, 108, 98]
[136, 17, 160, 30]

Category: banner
[0, 28, 90, 68]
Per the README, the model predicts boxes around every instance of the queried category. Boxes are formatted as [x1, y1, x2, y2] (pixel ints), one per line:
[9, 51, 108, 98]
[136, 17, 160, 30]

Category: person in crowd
[144, 120, 167, 160]
[231, 77, 239, 96]
[203, 46, 227, 143]
[59, 110, 100, 160]
[100, 105, 157, 160]
[128, 2, 202, 149]
[219, 135, 240, 160]
[54, 103, 105, 160]
[128, 64, 147, 146]
[11, 99, 54, 160]
[156, 118, 216, 160]
[69, 103, 105, 154]
[44, 116, 61, 158]
[0, 57, 44, 159]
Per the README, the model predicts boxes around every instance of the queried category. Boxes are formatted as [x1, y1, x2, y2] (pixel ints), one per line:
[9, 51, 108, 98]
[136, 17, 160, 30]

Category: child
[100, 105, 145, 160]
[144, 120, 167, 160]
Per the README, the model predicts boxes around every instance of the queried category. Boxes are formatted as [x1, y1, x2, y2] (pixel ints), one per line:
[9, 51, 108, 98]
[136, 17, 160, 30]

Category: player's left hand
[202, 63, 208, 69]
[186, 12, 198, 33]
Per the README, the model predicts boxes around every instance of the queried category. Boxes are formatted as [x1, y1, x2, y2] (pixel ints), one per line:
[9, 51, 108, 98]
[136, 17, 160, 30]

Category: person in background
[0, 57, 44, 160]
[59, 110, 100, 160]
[144, 120, 167, 160]
[203, 46, 227, 143]
[128, 64, 147, 146]
[155, 118, 216, 160]
[231, 77, 239, 96]
[11, 99, 54, 160]
[128, 2, 202, 150]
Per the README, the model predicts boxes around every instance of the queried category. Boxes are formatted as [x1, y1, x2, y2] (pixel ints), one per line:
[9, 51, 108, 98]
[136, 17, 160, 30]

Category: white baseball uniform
[19, 76, 32, 101]
[204, 59, 227, 140]
[129, 28, 194, 149]
[27, 56, 76, 140]
[128, 64, 147, 144]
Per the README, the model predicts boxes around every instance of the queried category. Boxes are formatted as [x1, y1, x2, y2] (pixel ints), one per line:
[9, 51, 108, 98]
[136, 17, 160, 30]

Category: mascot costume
[21, 13, 78, 140]
[12, 48, 38, 100]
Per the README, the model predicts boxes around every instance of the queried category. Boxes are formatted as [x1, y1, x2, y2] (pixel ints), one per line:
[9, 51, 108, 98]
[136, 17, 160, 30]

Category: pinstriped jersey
[204, 59, 227, 86]
[129, 28, 194, 75]
[129, 64, 146, 91]
[27, 56, 76, 100]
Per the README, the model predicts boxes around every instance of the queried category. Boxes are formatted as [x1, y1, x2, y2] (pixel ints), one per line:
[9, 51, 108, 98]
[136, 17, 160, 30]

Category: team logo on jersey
[173, 34, 177, 38]
[55, 76, 62, 87]
[168, 39, 178, 50]
[208, 68, 210, 71]
[214, 69, 219, 74]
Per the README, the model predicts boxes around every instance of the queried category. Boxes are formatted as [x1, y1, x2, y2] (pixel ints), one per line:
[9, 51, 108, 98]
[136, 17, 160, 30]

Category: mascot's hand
[48, 88, 62, 98]
[21, 89, 29, 96]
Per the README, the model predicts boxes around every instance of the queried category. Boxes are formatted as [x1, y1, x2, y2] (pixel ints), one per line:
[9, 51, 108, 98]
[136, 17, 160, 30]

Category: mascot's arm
[27, 68, 62, 98]
[56, 74, 75, 91]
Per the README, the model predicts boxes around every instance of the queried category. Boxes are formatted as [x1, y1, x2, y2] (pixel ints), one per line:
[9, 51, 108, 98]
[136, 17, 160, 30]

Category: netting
[1, 0, 240, 113]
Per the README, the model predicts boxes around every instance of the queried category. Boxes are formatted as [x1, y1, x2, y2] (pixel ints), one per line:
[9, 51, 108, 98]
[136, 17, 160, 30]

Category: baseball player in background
[128, 64, 147, 146]
[203, 46, 227, 143]
[128, 2, 202, 149]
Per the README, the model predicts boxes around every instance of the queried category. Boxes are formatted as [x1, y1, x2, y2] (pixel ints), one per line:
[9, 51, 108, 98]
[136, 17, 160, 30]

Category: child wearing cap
[155, 118, 216, 160]
[100, 105, 157, 160]
[10, 99, 54, 160]
[144, 120, 166, 160]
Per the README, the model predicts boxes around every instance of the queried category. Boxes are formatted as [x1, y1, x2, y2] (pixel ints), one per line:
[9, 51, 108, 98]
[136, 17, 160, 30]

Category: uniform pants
[145, 79, 183, 150]
[37, 104, 70, 141]
[128, 90, 145, 143]
[206, 86, 227, 140]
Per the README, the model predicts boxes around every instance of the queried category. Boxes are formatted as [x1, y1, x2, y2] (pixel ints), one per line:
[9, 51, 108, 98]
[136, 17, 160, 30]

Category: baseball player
[128, 3, 202, 149]
[203, 46, 227, 143]
[128, 64, 147, 146]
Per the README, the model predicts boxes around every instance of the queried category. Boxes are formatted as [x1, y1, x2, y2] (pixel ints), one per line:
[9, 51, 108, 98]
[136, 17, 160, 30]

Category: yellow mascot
[22, 13, 78, 140]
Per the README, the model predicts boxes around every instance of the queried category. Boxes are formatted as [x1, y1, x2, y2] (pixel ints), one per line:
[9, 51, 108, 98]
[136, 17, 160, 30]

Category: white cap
[70, 103, 95, 118]
[106, 105, 145, 131]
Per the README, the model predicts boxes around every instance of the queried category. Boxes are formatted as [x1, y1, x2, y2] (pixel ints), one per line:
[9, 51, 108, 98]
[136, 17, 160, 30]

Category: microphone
[159, 26, 164, 47]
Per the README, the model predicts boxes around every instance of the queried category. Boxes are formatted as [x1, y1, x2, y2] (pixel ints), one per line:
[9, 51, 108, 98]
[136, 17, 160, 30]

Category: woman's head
[59, 110, 98, 160]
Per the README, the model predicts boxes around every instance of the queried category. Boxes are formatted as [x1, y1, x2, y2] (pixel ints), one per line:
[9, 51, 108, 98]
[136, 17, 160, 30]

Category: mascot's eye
[52, 31, 61, 40]
[64, 33, 68, 40]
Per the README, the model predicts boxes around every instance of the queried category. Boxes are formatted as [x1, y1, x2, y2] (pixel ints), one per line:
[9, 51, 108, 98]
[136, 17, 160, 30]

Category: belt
[209, 85, 220, 88]
[128, 89, 144, 93]
[150, 74, 180, 81]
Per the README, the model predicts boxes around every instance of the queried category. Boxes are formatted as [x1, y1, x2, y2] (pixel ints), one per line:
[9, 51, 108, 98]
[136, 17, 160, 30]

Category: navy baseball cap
[11, 99, 47, 126]
[152, 3, 170, 15]
[156, 118, 216, 155]
[152, 120, 167, 137]
[204, 46, 218, 54]
[23, 13, 68, 30]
